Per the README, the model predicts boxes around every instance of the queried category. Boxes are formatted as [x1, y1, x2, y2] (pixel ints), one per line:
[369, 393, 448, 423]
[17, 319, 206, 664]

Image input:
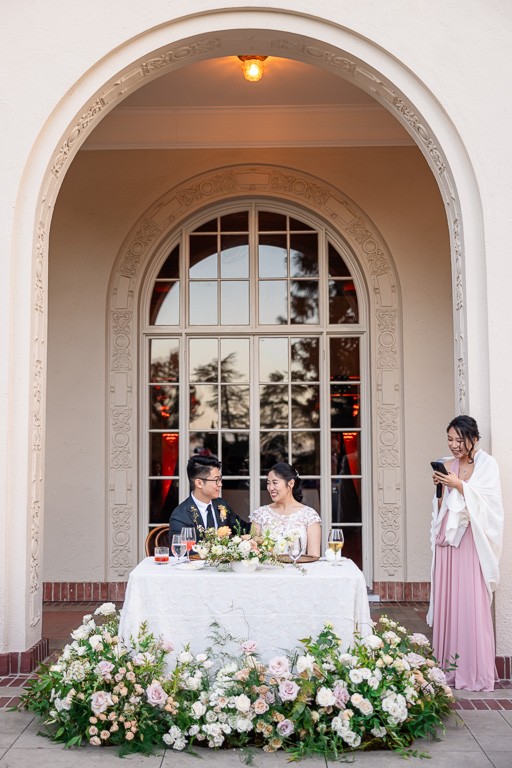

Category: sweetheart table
[118, 557, 372, 662]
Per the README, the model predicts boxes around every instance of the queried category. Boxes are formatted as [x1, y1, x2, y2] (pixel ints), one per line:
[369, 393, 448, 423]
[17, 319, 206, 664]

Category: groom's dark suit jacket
[168, 495, 250, 545]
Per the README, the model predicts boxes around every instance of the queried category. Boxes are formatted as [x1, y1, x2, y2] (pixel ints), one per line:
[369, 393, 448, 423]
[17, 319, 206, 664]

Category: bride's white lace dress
[250, 505, 321, 552]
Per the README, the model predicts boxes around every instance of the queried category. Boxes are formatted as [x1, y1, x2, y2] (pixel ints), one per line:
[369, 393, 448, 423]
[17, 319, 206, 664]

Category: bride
[250, 462, 321, 557]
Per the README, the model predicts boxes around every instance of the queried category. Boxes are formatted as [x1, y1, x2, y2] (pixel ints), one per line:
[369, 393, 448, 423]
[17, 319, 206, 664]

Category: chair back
[144, 525, 169, 557]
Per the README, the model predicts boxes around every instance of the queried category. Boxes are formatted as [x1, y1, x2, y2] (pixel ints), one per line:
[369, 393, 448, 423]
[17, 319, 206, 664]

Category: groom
[169, 454, 250, 543]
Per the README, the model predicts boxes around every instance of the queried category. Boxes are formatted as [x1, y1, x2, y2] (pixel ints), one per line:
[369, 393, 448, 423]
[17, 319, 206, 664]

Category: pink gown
[432, 459, 497, 691]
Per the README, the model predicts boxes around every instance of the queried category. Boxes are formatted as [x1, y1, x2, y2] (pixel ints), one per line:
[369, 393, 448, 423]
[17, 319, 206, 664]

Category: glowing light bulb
[238, 56, 267, 82]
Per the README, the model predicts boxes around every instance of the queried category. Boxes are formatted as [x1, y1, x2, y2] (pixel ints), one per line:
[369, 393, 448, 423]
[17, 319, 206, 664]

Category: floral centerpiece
[18, 606, 454, 758]
[194, 524, 293, 571]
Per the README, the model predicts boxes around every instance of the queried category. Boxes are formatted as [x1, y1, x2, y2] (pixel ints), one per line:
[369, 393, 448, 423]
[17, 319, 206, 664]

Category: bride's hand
[434, 470, 463, 494]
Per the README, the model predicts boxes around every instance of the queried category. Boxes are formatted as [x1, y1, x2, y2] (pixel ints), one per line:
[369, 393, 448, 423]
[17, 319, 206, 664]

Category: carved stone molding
[107, 164, 404, 580]
[30, 25, 470, 587]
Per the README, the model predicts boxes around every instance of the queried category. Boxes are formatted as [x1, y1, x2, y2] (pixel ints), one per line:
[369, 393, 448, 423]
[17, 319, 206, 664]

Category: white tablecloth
[119, 558, 372, 662]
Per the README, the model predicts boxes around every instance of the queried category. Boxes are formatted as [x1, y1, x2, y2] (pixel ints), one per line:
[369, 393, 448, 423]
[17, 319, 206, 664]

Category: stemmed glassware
[327, 528, 344, 566]
[182, 527, 197, 563]
[171, 534, 187, 563]
[287, 534, 303, 565]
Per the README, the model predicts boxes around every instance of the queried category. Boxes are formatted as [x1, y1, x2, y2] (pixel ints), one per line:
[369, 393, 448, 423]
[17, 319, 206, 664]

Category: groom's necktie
[206, 504, 216, 530]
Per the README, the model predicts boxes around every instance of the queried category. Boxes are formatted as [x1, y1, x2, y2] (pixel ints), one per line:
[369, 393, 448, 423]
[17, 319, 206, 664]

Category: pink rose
[278, 680, 300, 702]
[95, 660, 115, 678]
[160, 639, 174, 653]
[90, 691, 114, 714]
[253, 698, 269, 714]
[277, 719, 295, 738]
[267, 656, 290, 679]
[240, 641, 258, 655]
[265, 689, 276, 704]
[333, 684, 349, 709]
[146, 682, 166, 708]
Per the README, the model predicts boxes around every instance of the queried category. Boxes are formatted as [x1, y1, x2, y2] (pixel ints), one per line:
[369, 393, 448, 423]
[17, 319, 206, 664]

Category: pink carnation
[278, 680, 300, 702]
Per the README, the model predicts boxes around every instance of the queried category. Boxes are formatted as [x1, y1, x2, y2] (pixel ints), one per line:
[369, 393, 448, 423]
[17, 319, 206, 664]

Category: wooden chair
[144, 525, 169, 557]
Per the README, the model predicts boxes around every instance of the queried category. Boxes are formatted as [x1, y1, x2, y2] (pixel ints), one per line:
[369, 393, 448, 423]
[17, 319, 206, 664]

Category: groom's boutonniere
[190, 505, 199, 526]
[218, 504, 228, 522]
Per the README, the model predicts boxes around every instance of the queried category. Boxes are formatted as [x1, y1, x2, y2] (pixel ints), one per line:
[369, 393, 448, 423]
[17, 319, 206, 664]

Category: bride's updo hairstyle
[447, 415, 481, 464]
[270, 462, 303, 503]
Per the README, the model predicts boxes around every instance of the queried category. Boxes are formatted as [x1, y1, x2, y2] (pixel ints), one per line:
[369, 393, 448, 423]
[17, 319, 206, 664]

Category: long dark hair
[269, 462, 303, 503]
[447, 415, 481, 463]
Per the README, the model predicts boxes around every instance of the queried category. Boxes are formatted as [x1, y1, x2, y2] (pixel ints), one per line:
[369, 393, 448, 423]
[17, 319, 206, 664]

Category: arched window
[143, 203, 367, 568]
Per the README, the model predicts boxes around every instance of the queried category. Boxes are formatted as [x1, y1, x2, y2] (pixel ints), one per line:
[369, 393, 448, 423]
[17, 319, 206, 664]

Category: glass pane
[331, 479, 361, 524]
[289, 217, 313, 231]
[301, 479, 321, 513]
[189, 235, 217, 278]
[260, 479, 272, 507]
[328, 243, 351, 277]
[291, 431, 320, 475]
[220, 236, 249, 278]
[150, 385, 179, 428]
[291, 337, 319, 382]
[189, 339, 218, 382]
[150, 339, 179, 383]
[258, 211, 286, 231]
[291, 385, 320, 428]
[221, 338, 249, 382]
[156, 245, 180, 279]
[258, 235, 287, 277]
[260, 431, 288, 471]
[329, 280, 358, 324]
[330, 338, 360, 381]
[190, 385, 218, 429]
[149, 479, 179, 525]
[221, 281, 249, 325]
[193, 218, 217, 233]
[259, 281, 288, 324]
[150, 433, 179, 477]
[221, 479, 250, 522]
[150, 281, 180, 325]
[330, 384, 360, 428]
[331, 431, 360, 476]
[290, 280, 319, 324]
[260, 385, 288, 428]
[221, 212, 248, 232]
[259, 337, 289, 381]
[290, 234, 318, 277]
[221, 433, 250, 476]
[220, 385, 250, 428]
[190, 431, 218, 458]
[189, 281, 218, 325]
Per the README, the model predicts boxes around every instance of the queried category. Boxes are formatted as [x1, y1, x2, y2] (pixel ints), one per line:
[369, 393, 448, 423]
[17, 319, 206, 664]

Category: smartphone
[430, 460, 449, 475]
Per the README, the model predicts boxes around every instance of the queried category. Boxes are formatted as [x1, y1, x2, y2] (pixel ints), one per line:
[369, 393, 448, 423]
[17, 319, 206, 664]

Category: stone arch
[107, 164, 403, 582]
[13, 12, 486, 632]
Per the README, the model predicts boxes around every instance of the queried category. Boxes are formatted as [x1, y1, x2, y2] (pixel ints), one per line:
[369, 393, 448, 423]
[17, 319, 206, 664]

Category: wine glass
[182, 527, 197, 563]
[327, 528, 344, 566]
[287, 534, 303, 565]
[171, 534, 186, 563]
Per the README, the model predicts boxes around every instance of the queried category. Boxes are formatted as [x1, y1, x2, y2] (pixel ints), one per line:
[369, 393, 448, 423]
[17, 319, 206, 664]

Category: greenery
[17, 606, 454, 758]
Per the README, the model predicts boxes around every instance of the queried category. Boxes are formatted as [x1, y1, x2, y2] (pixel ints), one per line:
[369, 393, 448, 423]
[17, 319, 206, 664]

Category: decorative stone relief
[106, 164, 405, 580]
[32, 27, 470, 586]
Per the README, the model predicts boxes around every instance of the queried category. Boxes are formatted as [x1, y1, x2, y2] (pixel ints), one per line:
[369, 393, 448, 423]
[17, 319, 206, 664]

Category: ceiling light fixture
[238, 55, 268, 82]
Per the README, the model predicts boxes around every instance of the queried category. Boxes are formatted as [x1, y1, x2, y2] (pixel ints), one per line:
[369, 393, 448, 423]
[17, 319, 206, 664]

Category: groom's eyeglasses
[201, 476, 223, 485]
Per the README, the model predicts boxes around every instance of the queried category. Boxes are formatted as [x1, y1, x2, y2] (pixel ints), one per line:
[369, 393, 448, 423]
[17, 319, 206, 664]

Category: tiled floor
[1, 601, 511, 765]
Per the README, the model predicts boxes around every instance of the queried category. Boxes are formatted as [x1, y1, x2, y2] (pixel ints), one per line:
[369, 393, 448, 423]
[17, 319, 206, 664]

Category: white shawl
[426, 449, 503, 626]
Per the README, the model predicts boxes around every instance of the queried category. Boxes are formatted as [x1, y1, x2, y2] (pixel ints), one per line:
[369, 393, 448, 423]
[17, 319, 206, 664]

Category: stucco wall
[44, 146, 452, 581]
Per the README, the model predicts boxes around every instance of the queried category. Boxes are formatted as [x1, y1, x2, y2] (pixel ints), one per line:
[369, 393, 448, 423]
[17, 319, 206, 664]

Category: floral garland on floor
[17, 604, 454, 758]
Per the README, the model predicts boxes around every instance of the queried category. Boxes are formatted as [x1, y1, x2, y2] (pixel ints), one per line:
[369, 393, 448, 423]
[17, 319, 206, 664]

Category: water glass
[171, 534, 186, 562]
[287, 535, 303, 564]
[154, 546, 169, 565]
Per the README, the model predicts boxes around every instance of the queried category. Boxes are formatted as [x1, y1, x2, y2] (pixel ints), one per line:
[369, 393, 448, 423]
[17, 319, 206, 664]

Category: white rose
[88, 634, 104, 651]
[349, 669, 364, 684]
[94, 602, 117, 617]
[71, 625, 90, 641]
[234, 694, 251, 713]
[363, 634, 383, 650]
[296, 654, 314, 675]
[50, 664, 62, 672]
[186, 677, 201, 690]
[196, 653, 208, 663]
[178, 651, 194, 664]
[238, 540, 252, 556]
[358, 699, 374, 716]
[211, 545, 223, 556]
[203, 660, 213, 670]
[232, 536, 242, 544]
[371, 726, 387, 738]
[428, 666, 447, 685]
[316, 686, 336, 707]
[191, 701, 206, 718]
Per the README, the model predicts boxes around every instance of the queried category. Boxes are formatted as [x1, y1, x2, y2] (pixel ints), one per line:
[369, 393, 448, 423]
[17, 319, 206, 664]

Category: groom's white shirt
[191, 493, 218, 530]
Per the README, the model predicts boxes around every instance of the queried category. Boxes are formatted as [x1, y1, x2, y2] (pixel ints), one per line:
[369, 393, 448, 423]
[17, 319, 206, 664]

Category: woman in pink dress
[427, 416, 504, 691]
